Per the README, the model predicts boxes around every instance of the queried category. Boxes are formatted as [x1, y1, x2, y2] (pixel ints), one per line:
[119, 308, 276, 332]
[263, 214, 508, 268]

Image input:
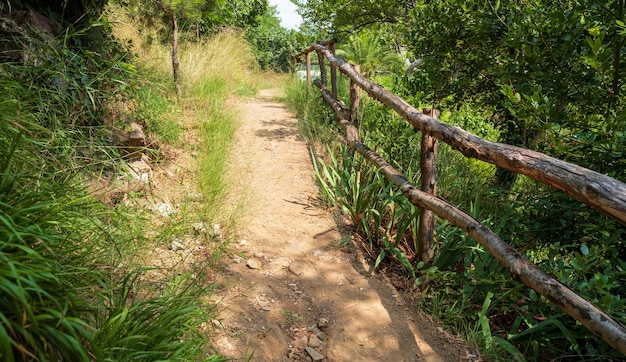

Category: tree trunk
[158, 1, 181, 97]
[171, 11, 181, 97]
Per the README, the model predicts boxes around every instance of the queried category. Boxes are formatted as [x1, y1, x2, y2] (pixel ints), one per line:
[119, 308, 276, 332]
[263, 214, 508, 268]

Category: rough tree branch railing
[301, 43, 626, 225]
[295, 43, 626, 355]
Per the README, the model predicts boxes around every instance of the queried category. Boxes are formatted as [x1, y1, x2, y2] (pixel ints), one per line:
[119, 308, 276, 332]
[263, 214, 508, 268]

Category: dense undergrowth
[284, 77, 626, 361]
[0, 3, 261, 360]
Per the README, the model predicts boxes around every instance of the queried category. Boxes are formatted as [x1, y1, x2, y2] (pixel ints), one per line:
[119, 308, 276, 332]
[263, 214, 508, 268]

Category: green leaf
[493, 336, 526, 361]
[479, 292, 494, 351]
[580, 243, 589, 256]
[374, 249, 385, 270]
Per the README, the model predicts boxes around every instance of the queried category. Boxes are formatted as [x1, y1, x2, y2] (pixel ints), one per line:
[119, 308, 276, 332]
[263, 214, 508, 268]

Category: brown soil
[211, 89, 478, 361]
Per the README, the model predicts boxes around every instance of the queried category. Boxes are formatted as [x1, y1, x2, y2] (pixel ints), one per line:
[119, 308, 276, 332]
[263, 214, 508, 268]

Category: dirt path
[212, 89, 471, 361]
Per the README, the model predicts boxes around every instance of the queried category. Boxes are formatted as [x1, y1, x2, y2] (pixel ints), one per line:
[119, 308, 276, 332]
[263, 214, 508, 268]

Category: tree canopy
[293, 0, 411, 35]
[404, 0, 625, 179]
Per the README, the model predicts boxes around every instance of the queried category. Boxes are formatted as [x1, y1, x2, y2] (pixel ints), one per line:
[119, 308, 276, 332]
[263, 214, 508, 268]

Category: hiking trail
[211, 88, 474, 361]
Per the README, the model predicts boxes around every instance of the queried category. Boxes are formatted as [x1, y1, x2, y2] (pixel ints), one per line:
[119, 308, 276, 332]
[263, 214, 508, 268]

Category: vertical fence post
[317, 49, 327, 86]
[306, 51, 311, 85]
[349, 64, 361, 127]
[329, 42, 338, 99]
[418, 108, 440, 264]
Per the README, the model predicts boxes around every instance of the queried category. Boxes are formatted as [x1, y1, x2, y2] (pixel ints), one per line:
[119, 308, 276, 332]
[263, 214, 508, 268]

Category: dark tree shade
[8, 0, 108, 23]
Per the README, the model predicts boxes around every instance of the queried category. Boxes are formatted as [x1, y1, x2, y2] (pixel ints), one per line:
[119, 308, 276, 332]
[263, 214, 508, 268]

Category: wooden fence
[292, 41, 626, 356]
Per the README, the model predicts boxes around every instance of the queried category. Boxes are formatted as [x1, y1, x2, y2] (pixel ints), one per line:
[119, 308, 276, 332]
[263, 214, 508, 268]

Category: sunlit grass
[0, 3, 269, 360]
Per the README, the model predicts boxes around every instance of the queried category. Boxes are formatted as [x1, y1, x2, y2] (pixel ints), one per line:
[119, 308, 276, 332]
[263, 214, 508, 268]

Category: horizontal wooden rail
[300, 45, 626, 355]
[306, 43, 626, 226]
[292, 39, 337, 59]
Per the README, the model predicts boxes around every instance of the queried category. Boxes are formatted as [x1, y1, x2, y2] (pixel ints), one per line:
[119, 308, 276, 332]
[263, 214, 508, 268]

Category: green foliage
[215, 0, 268, 28]
[176, 31, 258, 211]
[0, 7, 249, 360]
[288, 40, 625, 358]
[245, 6, 300, 71]
[6, 0, 109, 23]
[91, 271, 226, 361]
[390, 3, 626, 356]
[293, 0, 410, 34]
[284, 77, 342, 144]
[310, 142, 421, 277]
[134, 85, 181, 145]
[119, 0, 219, 25]
[0, 156, 95, 361]
[336, 29, 404, 79]
[406, 0, 626, 178]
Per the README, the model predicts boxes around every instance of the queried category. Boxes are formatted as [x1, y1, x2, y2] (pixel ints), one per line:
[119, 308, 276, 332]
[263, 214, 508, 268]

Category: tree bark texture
[158, 1, 181, 97]
[349, 64, 361, 127]
[306, 52, 311, 84]
[317, 49, 327, 86]
[171, 12, 181, 97]
[309, 51, 626, 356]
[329, 42, 338, 99]
[418, 108, 439, 264]
[304, 43, 626, 226]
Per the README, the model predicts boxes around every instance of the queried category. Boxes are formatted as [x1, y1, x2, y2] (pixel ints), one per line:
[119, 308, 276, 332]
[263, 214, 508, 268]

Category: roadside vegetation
[286, 0, 626, 360]
[3, 0, 624, 360]
[0, 0, 290, 360]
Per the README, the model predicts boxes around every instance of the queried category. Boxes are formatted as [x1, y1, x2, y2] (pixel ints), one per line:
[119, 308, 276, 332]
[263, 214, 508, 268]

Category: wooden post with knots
[418, 107, 440, 264]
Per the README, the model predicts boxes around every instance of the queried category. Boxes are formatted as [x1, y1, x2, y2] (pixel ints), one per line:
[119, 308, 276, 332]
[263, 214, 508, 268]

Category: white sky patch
[268, 0, 302, 30]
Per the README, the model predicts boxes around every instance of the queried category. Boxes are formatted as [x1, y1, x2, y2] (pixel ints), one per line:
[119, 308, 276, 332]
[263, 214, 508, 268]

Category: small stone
[305, 347, 324, 361]
[292, 335, 308, 349]
[288, 347, 297, 358]
[210, 223, 222, 239]
[193, 222, 207, 234]
[232, 256, 242, 264]
[239, 239, 248, 246]
[188, 192, 203, 201]
[317, 318, 329, 329]
[307, 325, 320, 333]
[288, 260, 312, 276]
[169, 238, 185, 251]
[153, 203, 176, 217]
[127, 159, 151, 176]
[261, 307, 271, 311]
[308, 334, 322, 347]
[246, 258, 263, 269]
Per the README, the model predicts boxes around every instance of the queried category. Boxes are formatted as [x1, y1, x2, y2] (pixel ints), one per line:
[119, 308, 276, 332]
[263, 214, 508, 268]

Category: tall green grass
[180, 32, 259, 221]
[0, 5, 262, 360]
